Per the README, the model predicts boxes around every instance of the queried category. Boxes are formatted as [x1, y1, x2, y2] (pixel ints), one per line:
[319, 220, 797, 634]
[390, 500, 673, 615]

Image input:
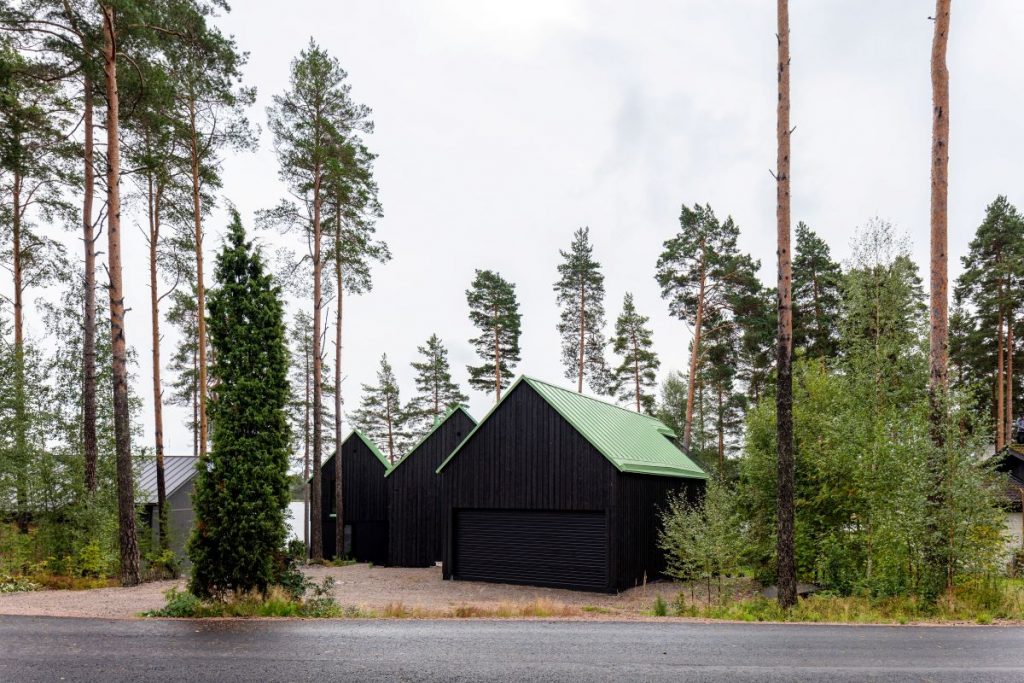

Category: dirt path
[0, 565, 695, 619]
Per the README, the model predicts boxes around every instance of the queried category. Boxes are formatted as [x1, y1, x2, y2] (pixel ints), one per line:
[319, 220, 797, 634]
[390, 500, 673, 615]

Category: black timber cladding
[439, 380, 704, 593]
[320, 433, 389, 563]
[387, 408, 475, 567]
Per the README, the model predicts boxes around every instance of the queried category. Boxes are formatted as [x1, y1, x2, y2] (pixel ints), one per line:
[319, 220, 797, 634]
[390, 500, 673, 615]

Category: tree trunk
[309, 167, 324, 562]
[494, 305, 502, 402]
[632, 330, 642, 413]
[82, 77, 98, 494]
[11, 171, 28, 533]
[998, 310, 1005, 451]
[578, 278, 585, 393]
[1007, 305, 1014, 444]
[148, 174, 168, 549]
[683, 273, 705, 451]
[303, 338, 311, 552]
[717, 383, 725, 472]
[102, 5, 140, 586]
[775, 0, 797, 610]
[188, 97, 208, 460]
[334, 210, 344, 560]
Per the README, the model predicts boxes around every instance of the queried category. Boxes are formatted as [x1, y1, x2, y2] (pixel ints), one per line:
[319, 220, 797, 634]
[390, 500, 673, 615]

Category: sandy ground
[0, 564, 693, 619]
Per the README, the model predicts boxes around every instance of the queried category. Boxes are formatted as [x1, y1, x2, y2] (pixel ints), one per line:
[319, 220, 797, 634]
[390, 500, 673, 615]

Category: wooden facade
[320, 432, 389, 564]
[387, 408, 476, 567]
[439, 380, 705, 593]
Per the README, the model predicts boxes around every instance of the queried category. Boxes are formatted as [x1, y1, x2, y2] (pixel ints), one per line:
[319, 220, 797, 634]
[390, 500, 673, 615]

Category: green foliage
[351, 354, 409, 464]
[792, 222, 843, 359]
[408, 334, 468, 435]
[0, 574, 40, 593]
[188, 213, 292, 599]
[148, 577, 341, 619]
[652, 595, 668, 616]
[609, 293, 660, 414]
[466, 269, 522, 397]
[553, 226, 609, 392]
[660, 477, 745, 600]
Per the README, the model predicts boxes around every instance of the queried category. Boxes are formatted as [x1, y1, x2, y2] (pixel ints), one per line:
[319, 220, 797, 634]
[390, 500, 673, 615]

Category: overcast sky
[24, 1, 1024, 456]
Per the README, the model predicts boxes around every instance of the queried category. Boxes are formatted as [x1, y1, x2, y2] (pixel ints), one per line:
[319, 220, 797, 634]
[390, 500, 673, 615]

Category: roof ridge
[521, 375, 667, 426]
[386, 406, 476, 477]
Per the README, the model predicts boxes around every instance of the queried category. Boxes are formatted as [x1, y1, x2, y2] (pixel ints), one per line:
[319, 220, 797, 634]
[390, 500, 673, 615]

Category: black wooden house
[320, 430, 390, 564]
[436, 376, 707, 593]
[386, 407, 476, 567]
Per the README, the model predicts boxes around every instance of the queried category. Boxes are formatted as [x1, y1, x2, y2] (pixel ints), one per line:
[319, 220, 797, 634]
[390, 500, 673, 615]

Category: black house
[437, 376, 707, 593]
[320, 430, 390, 564]
[386, 407, 476, 567]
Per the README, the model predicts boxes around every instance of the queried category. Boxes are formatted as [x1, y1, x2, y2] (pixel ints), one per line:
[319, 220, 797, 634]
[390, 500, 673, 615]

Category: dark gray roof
[138, 456, 198, 505]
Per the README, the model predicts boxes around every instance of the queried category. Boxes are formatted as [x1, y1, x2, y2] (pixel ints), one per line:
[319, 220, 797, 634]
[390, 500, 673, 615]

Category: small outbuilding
[437, 376, 707, 593]
[994, 444, 1024, 548]
[320, 430, 390, 564]
[386, 407, 476, 567]
[139, 455, 198, 562]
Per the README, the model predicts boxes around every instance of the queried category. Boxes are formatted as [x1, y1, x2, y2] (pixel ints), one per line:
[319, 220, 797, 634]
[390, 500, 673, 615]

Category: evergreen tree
[466, 269, 522, 401]
[656, 370, 689, 439]
[351, 354, 408, 464]
[409, 334, 468, 433]
[609, 293, 659, 414]
[792, 222, 842, 359]
[554, 227, 609, 393]
[188, 211, 291, 599]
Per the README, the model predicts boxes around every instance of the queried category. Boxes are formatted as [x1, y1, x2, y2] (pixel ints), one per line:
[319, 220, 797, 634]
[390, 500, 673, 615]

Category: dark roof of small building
[385, 406, 476, 478]
[993, 446, 1024, 512]
[438, 376, 707, 479]
[138, 455, 198, 505]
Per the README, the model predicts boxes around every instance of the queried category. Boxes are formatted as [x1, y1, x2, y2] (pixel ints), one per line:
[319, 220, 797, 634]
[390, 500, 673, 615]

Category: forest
[0, 0, 1018, 614]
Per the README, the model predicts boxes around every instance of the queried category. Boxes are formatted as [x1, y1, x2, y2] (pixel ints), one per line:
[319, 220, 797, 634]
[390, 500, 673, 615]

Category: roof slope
[138, 455, 198, 504]
[385, 406, 476, 478]
[349, 429, 391, 469]
[438, 376, 707, 479]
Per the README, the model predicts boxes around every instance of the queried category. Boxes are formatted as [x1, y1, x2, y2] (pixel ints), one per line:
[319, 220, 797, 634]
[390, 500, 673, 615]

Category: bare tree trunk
[82, 78, 98, 494]
[303, 340, 311, 552]
[192, 343, 198, 458]
[102, 5, 140, 586]
[998, 310, 1005, 450]
[310, 168, 324, 562]
[188, 97, 208, 460]
[717, 384, 725, 472]
[683, 274, 705, 451]
[147, 174, 168, 549]
[334, 211, 344, 559]
[1007, 306, 1014, 444]
[775, 0, 797, 610]
[632, 330, 642, 413]
[578, 278, 585, 393]
[11, 172, 28, 533]
[494, 305, 502, 402]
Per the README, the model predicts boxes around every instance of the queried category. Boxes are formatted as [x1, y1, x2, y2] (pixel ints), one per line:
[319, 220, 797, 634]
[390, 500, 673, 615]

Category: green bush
[0, 574, 40, 593]
[652, 596, 668, 617]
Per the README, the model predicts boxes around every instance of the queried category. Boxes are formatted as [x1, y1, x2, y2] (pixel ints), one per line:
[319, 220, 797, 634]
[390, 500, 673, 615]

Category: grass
[672, 578, 1024, 624]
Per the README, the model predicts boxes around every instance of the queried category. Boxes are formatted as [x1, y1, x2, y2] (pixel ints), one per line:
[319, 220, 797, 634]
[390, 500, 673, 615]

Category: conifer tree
[188, 211, 291, 599]
[792, 222, 842, 359]
[609, 293, 659, 414]
[466, 269, 522, 402]
[409, 334, 468, 432]
[351, 354, 407, 464]
[554, 227, 609, 393]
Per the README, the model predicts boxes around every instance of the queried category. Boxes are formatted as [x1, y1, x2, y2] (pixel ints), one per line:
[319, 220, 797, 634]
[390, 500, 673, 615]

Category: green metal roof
[385, 406, 476, 478]
[437, 376, 707, 479]
[351, 429, 391, 470]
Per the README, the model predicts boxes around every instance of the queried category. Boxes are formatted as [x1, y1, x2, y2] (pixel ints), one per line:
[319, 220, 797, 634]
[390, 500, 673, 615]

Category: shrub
[0, 574, 40, 593]
[652, 595, 668, 616]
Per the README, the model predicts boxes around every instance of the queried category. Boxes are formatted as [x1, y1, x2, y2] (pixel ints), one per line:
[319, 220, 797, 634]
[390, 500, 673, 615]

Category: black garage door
[453, 509, 608, 592]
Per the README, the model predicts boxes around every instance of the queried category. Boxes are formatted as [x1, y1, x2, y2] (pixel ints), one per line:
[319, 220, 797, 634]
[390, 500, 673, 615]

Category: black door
[453, 509, 608, 592]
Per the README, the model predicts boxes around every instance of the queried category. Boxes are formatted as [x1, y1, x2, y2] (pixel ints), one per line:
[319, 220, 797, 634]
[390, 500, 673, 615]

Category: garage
[453, 509, 608, 591]
[438, 376, 707, 593]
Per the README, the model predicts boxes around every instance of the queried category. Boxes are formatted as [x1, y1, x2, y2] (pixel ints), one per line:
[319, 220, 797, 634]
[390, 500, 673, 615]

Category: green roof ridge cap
[385, 406, 476, 478]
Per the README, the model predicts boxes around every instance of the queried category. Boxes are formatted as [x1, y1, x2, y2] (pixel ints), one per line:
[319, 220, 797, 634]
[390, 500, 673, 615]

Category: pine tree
[466, 269, 522, 402]
[351, 354, 408, 464]
[792, 222, 842, 359]
[554, 227, 609, 393]
[409, 334, 468, 433]
[609, 293, 659, 414]
[188, 211, 291, 599]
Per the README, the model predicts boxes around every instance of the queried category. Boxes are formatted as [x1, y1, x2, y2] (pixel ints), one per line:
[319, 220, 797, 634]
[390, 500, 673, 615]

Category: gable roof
[385, 406, 476, 478]
[437, 376, 707, 479]
[138, 455, 198, 504]
[347, 429, 392, 469]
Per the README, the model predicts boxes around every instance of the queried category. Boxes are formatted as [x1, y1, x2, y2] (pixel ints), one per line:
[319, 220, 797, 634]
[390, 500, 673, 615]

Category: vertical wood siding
[320, 436, 389, 562]
[388, 410, 475, 567]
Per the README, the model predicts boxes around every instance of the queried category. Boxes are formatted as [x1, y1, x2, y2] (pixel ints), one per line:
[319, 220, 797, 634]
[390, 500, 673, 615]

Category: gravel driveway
[0, 564, 691, 619]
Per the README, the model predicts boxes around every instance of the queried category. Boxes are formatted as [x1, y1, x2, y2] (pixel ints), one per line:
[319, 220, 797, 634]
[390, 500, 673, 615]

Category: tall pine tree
[554, 227, 609, 393]
[409, 334, 468, 434]
[188, 211, 291, 599]
[466, 269, 522, 402]
[609, 293, 659, 414]
[351, 354, 408, 464]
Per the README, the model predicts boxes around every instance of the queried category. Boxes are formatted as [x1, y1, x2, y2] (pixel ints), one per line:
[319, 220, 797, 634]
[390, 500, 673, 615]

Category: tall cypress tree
[554, 227, 608, 393]
[409, 334, 468, 433]
[466, 269, 522, 402]
[188, 211, 291, 599]
[351, 354, 407, 464]
[792, 222, 842, 360]
[609, 293, 659, 414]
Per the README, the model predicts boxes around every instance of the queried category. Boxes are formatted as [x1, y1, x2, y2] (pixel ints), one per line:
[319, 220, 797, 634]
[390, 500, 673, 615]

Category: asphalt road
[2, 616, 1023, 682]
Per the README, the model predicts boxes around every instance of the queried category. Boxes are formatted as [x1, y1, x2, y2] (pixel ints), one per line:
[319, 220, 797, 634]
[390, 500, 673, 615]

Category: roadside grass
[673, 578, 1024, 624]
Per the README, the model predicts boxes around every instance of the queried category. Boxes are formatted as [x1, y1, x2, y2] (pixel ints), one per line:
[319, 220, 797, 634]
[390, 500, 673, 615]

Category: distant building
[138, 455, 198, 562]
[994, 445, 1024, 549]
